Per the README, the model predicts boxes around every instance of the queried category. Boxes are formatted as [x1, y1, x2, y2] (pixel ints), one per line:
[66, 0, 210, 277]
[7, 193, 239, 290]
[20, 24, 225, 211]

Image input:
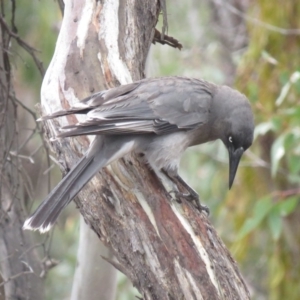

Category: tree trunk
[39, 0, 250, 299]
[0, 18, 44, 300]
[71, 217, 117, 300]
[209, 0, 249, 86]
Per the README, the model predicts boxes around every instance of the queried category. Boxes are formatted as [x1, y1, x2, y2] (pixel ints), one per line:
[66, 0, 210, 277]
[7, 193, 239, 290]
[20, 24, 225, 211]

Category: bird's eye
[228, 136, 233, 143]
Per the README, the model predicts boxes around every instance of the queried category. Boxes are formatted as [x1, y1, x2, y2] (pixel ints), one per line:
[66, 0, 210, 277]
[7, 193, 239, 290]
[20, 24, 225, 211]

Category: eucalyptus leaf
[237, 197, 273, 239]
[267, 209, 282, 240]
[271, 134, 286, 177]
[254, 122, 274, 140]
[278, 196, 299, 216]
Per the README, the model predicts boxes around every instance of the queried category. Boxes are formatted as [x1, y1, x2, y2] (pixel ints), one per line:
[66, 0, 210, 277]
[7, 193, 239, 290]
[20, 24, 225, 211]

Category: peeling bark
[39, 0, 249, 299]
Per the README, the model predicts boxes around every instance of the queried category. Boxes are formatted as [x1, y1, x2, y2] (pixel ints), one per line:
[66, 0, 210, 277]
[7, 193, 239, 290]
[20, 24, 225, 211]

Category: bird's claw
[183, 192, 210, 215]
[168, 190, 210, 215]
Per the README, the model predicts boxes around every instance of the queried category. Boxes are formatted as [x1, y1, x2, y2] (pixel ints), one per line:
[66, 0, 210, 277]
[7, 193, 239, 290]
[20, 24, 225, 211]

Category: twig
[0, 16, 45, 76]
[272, 188, 300, 199]
[159, 0, 168, 38]
[213, 0, 300, 35]
[153, 28, 183, 50]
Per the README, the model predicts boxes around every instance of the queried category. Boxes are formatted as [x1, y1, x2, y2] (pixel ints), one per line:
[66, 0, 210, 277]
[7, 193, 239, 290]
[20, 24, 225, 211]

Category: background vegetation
[5, 0, 300, 299]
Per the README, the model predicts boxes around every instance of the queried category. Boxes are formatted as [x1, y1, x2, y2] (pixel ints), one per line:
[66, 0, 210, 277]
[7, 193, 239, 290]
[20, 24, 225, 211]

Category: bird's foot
[162, 168, 210, 214]
[169, 189, 210, 215]
[183, 192, 210, 215]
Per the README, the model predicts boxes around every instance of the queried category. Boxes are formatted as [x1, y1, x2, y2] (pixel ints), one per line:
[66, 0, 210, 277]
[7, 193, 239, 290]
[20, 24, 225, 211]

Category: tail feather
[36, 159, 94, 232]
[23, 136, 136, 233]
[23, 137, 108, 233]
[23, 153, 105, 233]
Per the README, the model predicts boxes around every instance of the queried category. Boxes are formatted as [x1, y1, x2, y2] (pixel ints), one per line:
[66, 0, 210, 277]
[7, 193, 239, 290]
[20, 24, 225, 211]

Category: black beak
[228, 147, 244, 189]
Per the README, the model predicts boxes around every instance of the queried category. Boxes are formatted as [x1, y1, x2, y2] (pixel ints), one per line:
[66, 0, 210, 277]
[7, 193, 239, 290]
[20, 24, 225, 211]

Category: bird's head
[222, 115, 254, 189]
[212, 86, 254, 189]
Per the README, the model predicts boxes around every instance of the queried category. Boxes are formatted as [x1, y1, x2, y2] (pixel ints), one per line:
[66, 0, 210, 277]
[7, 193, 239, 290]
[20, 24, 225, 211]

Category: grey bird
[23, 77, 254, 233]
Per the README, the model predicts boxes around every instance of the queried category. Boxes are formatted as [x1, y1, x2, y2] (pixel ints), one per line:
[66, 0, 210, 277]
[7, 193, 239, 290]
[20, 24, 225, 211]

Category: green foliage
[12, 0, 60, 92]
[238, 196, 298, 240]
[233, 1, 300, 299]
[237, 196, 273, 239]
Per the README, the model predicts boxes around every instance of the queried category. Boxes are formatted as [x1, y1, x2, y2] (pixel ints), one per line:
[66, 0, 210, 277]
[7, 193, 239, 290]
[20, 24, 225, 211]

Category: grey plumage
[23, 77, 254, 233]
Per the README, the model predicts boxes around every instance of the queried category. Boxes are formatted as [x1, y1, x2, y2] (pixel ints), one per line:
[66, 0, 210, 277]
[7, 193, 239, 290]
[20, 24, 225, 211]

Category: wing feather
[45, 77, 216, 138]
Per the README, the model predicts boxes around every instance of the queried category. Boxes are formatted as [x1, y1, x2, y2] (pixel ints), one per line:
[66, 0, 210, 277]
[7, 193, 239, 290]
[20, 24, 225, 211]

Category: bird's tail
[23, 137, 135, 233]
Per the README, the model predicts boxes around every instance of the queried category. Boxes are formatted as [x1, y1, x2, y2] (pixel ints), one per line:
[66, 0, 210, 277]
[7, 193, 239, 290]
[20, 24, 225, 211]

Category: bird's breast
[139, 131, 191, 173]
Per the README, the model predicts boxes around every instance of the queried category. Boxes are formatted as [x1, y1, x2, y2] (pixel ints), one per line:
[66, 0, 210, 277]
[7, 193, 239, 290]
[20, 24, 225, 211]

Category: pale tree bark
[0, 17, 44, 300]
[39, 0, 250, 299]
[70, 217, 117, 300]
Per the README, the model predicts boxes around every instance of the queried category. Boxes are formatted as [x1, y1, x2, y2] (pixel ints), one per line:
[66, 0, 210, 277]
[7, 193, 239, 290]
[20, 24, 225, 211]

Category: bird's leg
[172, 174, 210, 214]
[173, 174, 199, 199]
[161, 168, 209, 214]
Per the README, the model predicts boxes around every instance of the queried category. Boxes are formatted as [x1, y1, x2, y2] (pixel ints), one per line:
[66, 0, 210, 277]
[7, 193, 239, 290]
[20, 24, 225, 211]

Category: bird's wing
[40, 82, 142, 120]
[46, 77, 216, 137]
[148, 77, 215, 129]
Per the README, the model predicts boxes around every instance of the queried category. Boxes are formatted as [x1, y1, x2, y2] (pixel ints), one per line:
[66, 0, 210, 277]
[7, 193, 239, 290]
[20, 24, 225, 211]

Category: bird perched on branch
[23, 77, 254, 233]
